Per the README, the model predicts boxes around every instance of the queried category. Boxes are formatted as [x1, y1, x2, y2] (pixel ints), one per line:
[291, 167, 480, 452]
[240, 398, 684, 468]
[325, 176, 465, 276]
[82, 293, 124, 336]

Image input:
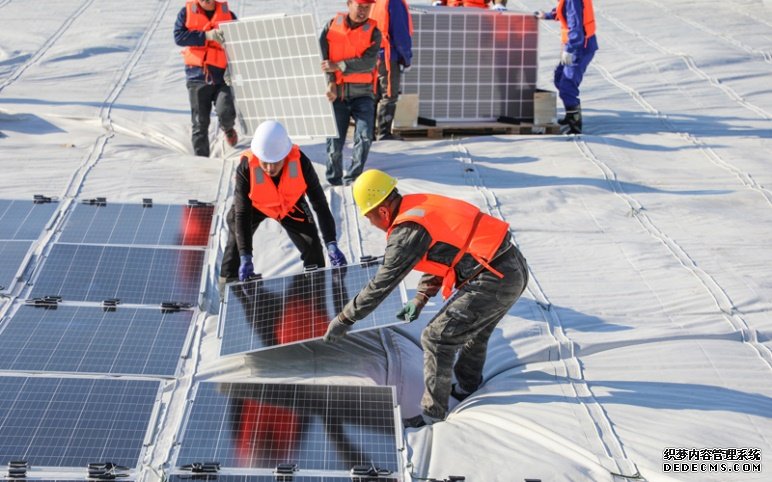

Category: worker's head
[347, 0, 375, 24]
[251, 120, 293, 177]
[353, 169, 400, 232]
[197, 0, 216, 12]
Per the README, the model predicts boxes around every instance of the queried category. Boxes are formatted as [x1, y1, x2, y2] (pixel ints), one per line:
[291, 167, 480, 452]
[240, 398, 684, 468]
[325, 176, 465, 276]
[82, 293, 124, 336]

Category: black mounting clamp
[351, 461, 392, 477]
[275, 463, 298, 474]
[180, 462, 220, 474]
[359, 255, 381, 266]
[33, 194, 53, 204]
[87, 462, 130, 480]
[7, 461, 28, 478]
[160, 302, 194, 313]
[142, 198, 153, 208]
[82, 197, 107, 206]
[188, 199, 213, 208]
[102, 299, 121, 311]
[25, 296, 62, 308]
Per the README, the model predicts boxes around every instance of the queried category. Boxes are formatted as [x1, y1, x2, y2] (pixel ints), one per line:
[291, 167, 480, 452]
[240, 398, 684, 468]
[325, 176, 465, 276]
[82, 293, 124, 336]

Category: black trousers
[220, 204, 325, 280]
[187, 81, 236, 157]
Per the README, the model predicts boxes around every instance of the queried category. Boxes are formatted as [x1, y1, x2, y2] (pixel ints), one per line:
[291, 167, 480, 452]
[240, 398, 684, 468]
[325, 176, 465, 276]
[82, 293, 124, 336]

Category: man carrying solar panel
[219, 121, 347, 287]
[174, 0, 239, 157]
[319, 0, 383, 186]
[323, 169, 529, 428]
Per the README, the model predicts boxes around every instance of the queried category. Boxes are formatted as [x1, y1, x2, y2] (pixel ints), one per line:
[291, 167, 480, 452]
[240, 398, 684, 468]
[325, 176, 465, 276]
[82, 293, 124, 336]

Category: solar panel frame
[220, 14, 338, 139]
[168, 476, 398, 482]
[219, 263, 407, 356]
[58, 203, 213, 247]
[174, 382, 403, 477]
[402, 7, 539, 122]
[0, 376, 161, 469]
[0, 305, 193, 377]
[29, 244, 205, 305]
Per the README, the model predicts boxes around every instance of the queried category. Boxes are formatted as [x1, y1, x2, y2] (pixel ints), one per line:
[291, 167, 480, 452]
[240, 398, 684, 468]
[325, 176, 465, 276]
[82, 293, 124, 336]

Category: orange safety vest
[326, 13, 378, 88]
[447, 0, 489, 7]
[556, 0, 596, 47]
[369, 0, 414, 97]
[181, 0, 233, 69]
[247, 145, 307, 221]
[388, 194, 510, 299]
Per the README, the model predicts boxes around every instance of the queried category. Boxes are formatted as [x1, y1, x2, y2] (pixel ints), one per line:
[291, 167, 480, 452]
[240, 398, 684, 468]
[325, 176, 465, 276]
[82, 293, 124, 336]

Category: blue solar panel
[29, 244, 204, 305]
[220, 263, 406, 356]
[0, 240, 33, 291]
[59, 203, 213, 246]
[175, 383, 401, 475]
[0, 305, 192, 376]
[169, 476, 397, 482]
[0, 199, 58, 240]
[0, 377, 159, 468]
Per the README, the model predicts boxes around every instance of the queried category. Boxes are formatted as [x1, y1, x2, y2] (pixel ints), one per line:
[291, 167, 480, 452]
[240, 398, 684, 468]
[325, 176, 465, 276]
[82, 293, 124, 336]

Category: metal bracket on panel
[160, 302, 194, 313]
[87, 462, 130, 480]
[351, 462, 392, 477]
[7, 461, 28, 478]
[180, 462, 220, 474]
[33, 194, 53, 204]
[275, 463, 298, 474]
[244, 273, 263, 282]
[82, 197, 107, 206]
[303, 264, 319, 273]
[188, 199, 214, 208]
[102, 299, 121, 311]
[359, 255, 381, 266]
[425, 477, 466, 482]
[24, 296, 62, 308]
[142, 198, 153, 208]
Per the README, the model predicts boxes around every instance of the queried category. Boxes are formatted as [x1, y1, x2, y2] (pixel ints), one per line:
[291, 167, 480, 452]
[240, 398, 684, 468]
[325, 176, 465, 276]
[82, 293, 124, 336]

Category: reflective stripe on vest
[327, 13, 378, 86]
[556, 0, 596, 47]
[247, 145, 307, 221]
[182, 0, 233, 69]
[387, 193, 510, 299]
[369, 0, 413, 97]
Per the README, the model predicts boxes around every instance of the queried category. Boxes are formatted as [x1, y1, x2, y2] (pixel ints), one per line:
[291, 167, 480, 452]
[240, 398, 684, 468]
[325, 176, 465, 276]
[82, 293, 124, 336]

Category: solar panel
[402, 8, 538, 121]
[59, 203, 213, 247]
[0, 199, 58, 240]
[175, 382, 401, 476]
[0, 376, 160, 468]
[0, 305, 192, 376]
[29, 244, 204, 305]
[220, 14, 338, 139]
[219, 263, 407, 356]
[0, 240, 33, 292]
[169, 476, 397, 482]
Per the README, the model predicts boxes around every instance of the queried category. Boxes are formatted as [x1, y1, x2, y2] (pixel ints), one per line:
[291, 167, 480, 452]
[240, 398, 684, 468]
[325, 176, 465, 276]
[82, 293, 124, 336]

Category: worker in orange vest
[536, 0, 598, 134]
[324, 169, 529, 428]
[219, 120, 347, 285]
[369, 0, 413, 141]
[173, 0, 239, 157]
[320, 0, 383, 186]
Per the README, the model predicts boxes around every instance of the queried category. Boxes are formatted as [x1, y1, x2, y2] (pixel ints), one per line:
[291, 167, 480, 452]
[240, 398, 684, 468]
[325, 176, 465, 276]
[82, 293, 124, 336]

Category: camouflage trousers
[420, 244, 528, 419]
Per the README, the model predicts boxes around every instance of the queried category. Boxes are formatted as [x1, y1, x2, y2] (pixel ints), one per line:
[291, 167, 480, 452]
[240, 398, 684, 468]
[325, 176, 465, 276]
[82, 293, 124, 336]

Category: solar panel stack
[0, 200, 214, 478]
[220, 14, 338, 139]
[402, 7, 539, 122]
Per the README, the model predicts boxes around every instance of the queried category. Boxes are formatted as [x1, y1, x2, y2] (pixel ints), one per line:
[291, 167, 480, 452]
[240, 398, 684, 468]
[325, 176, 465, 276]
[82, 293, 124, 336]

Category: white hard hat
[250, 120, 292, 163]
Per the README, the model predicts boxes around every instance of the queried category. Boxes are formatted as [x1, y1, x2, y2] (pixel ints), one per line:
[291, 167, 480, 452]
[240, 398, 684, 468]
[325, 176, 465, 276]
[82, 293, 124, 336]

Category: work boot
[451, 383, 472, 402]
[224, 128, 238, 147]
[561, 105, 582, 134]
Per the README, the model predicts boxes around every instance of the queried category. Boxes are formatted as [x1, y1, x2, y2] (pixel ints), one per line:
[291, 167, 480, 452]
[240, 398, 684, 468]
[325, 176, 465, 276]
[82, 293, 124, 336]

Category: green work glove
[396, 296, 427, 322]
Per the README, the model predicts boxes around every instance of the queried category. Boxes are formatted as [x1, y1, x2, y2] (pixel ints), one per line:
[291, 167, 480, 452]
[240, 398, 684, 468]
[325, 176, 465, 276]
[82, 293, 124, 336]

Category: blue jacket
[381, 0, 412, 66]
[545, 0, 598, 56]
[173, 6, 237, 84]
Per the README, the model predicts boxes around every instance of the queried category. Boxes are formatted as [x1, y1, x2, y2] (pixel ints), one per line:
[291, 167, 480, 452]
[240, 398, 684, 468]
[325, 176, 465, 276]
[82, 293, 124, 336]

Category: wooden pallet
[392, 121, 560, 139]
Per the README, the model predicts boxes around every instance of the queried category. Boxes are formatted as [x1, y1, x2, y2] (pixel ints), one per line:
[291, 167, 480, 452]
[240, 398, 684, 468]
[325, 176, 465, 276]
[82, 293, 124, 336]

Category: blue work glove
[238, 255, 254, 281]
[326, 242, 348, 267]
[560, 50, 575, 66]
[396, 295, 427, 322]
[324, 315, 353, 343]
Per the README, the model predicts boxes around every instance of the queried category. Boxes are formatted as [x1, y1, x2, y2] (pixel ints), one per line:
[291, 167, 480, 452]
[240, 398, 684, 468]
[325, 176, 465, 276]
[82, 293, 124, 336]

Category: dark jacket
[233, 151, 336, 256]
[173, 6, 237, 84]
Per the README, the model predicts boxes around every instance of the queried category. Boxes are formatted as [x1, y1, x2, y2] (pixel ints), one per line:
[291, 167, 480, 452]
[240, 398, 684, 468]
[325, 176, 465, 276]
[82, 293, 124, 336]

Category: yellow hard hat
[352, 169, 398, 215]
